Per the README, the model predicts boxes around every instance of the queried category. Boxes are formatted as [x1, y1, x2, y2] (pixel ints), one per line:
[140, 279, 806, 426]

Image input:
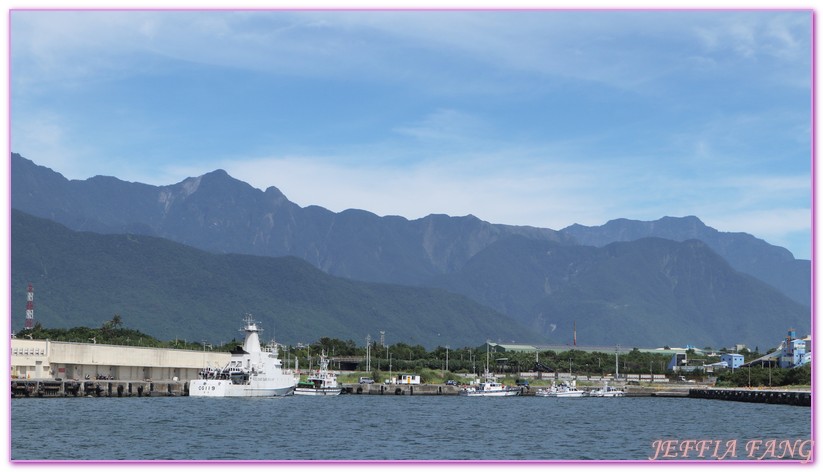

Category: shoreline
[10, 379, 811, 406]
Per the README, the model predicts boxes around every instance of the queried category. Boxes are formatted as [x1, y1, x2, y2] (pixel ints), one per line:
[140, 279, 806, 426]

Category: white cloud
[11, 112, 96, 178]
[12, 11, 809, 95]
[393, 109, 491, 143]
[8, 9, 811, 260]
[690, 11, 810, 63]
[702, 207, 811, 257]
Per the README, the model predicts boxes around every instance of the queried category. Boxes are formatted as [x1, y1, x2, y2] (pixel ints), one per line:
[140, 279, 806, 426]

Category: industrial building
[720, 353, 744, 370]
[11, 338, 230, 382]
[744, 329, 812, 369]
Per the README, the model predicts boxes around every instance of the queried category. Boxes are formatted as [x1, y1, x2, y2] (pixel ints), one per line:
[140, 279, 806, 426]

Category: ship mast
[24, 283, 34, 330]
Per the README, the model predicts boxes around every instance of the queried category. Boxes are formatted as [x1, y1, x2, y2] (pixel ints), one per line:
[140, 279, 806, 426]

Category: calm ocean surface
[11, 395, 812, 462]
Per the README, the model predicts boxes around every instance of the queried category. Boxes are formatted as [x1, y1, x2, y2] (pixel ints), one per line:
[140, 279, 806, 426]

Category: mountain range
[562, 217, 810, 305]
[10, 153, 811, 349]
[11, 209, 537, 348]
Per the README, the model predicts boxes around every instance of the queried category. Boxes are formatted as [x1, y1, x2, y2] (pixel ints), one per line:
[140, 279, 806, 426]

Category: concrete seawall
[341, 383, 462, 395]
[9, 381, 811, 406]
[341, 384, 691, 397]
[11, 379, 187, 397]
[689, 388, 811, 407]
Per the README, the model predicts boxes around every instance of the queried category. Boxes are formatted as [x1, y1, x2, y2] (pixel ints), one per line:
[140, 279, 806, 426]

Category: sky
[6, 6, 814, 259]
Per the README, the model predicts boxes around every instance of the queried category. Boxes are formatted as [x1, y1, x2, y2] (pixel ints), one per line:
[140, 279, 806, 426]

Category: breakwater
[689, 388, 811, 407]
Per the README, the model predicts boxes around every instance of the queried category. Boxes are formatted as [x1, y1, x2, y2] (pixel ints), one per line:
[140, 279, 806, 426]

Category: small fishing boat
[294, 351, 341, 396]
[459, 343, 520, 397]
[459, 374, 521, 397]
[588, 380, 625, 397]
[535, 380, 586, 398]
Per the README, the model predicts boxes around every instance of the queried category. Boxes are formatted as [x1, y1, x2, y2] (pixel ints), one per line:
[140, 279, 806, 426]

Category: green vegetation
[16, 316, 242, 352]
[439, 235, 809, 350]
[16, 319, 810, 387]
[715, 364, 810, 388]
[11, 209, 536, 348]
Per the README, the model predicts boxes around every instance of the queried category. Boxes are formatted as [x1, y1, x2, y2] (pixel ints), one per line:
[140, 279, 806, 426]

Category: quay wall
[10, 381, 811, 405]
[341, 383, 462, 395]
[689, 388, 811, 407]
[11, 379, 188, 398]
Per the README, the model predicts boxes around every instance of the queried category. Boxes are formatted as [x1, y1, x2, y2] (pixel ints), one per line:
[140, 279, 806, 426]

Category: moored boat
[294, 351, 341, 396]
[459, 374, 521, 397]
[459, 343, 520, 397]
[588, 380, 625, 397]
[535, 380, 586, 398]
[189, 315, 296, 397]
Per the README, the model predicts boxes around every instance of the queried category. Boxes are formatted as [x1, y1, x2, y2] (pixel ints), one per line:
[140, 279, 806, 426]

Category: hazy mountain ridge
[11, 209, 539, 348]
[11, 153, 569, 286]
[10, 153, 811, 348]
[429, 235, 808, 349]
[561, 217, 809, 305]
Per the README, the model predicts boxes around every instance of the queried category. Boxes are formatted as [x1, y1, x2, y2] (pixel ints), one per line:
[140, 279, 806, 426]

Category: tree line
[15, 317, 809, 386]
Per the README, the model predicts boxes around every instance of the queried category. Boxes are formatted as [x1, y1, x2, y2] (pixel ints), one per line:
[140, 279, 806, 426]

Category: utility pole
[366, 334, 371, 372]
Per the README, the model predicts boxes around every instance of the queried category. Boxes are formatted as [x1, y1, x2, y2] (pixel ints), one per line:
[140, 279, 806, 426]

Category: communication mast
[24, 283, 34, 330]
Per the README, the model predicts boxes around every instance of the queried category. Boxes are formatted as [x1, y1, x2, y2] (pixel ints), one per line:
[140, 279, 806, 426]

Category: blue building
[742, 329, 811, 369]
[779, 337, 808, 369]
[720, 353, 744, 371]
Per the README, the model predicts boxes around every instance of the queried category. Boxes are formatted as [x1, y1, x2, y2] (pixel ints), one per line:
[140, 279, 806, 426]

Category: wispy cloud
[393, 109, 491, 143]
[9, 10, 812, 259]
[13, 11, 810, 93]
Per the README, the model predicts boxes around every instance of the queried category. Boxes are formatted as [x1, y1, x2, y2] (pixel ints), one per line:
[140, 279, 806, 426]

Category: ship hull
[189, 379, 295, 397]
[293, 387, 342, 396]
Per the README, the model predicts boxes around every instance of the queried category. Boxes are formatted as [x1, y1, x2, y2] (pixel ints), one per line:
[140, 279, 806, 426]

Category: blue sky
[8, 9, 813, 259]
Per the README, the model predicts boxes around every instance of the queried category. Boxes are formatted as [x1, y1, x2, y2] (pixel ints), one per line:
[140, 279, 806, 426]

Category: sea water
[10, 395, 812, 462]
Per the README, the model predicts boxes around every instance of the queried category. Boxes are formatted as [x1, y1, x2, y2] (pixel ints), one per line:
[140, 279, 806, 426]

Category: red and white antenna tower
[24, 283, 34, 330]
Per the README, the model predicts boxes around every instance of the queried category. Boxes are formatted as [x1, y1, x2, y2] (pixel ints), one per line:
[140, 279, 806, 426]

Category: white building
[385, 374, 421, 385]
[11, 338, 230, 381]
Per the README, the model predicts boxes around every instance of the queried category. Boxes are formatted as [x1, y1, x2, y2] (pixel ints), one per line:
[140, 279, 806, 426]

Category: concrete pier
[689, 388, 811, 407]
[10, 381, 811, 405]
[11, 379, 188, 398]
[341, 383, 462, 395]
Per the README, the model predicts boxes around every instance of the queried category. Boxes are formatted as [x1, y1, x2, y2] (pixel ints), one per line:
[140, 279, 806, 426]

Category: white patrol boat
[189, 315, 296, 397]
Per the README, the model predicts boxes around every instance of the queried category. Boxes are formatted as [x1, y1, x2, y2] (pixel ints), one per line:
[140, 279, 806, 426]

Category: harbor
[10, 319, 811, 406]
[11, 378, 811, 406]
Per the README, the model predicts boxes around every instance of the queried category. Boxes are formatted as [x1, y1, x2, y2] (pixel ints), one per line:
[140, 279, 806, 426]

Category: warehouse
[11, 338, 229, 382]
